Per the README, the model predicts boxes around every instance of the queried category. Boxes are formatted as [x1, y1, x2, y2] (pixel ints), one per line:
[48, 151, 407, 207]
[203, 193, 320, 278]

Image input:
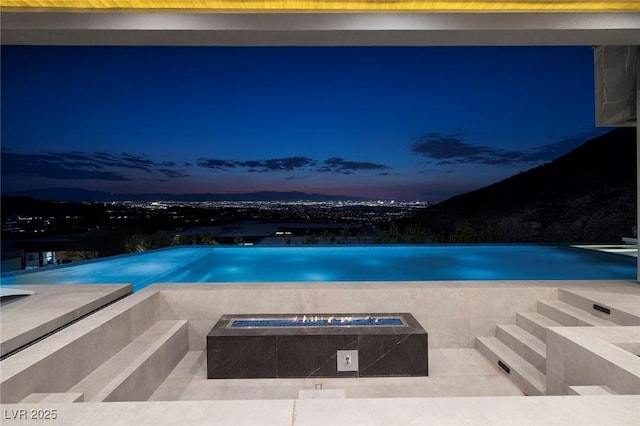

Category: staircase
[19, 320, 189, 404]
[476, 289, 620, 396]
[69, 320, 189, 402]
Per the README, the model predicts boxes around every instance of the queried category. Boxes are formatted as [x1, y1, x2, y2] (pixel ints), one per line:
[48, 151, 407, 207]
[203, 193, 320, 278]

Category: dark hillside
[409, 128, 636, 243]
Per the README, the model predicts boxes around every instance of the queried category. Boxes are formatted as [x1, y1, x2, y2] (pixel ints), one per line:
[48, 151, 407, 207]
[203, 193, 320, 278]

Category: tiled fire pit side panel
[276, 334, 359, 378]
[207, 335, 277, 379]
[358, 333, 428, 377]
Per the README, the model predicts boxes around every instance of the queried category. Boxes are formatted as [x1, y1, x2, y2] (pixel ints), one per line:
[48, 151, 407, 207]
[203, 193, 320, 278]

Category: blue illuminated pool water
[0, 245, 635, 291]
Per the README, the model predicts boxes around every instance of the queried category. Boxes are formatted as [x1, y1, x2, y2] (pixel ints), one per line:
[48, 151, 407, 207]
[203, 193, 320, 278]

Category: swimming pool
[0, 245, 635, 291]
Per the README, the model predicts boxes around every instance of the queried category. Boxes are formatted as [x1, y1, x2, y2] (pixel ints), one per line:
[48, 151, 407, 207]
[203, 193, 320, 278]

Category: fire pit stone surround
[207, 313, 428, 379]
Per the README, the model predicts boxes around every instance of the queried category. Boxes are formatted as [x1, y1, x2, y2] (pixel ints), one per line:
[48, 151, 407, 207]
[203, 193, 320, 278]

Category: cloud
[410, 133, 519, 166]
[411, 130, 602, 167]
[1, 150, 190, 181]
[197, 156, 391, 175]
[235, 160, 263, 169]
[120, 153, 155, 169]
[323, 157, 391, 174]
[267, 157, 316, 171]
[198, 157, 319, 172]
[236, 157, 317, 172]
[196, 159, 238, 170]
[1, 152, 132, 181]
[157, 169, 189, 178]
[411, 136, 491, 159]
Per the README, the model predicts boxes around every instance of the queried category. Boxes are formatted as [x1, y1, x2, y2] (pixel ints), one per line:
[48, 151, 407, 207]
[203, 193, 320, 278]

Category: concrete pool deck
[151, 348, 523, 400]
[0, 279, 639, 424]
[0, 284, 131, 357]
[1, 395, 639, 425]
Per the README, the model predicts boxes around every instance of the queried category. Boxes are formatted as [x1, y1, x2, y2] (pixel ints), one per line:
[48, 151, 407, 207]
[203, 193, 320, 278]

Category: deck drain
[0, 292, 131, 361]
[498, 360, 511, 374]
[593, 304, 611, 315]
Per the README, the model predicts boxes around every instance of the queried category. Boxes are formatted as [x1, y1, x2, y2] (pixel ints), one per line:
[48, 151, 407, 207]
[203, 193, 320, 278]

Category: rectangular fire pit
[207, 313, 428, 379]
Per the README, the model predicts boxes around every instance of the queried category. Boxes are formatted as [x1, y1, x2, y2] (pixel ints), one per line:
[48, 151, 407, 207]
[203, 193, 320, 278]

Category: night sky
[1, 46, 607, 201]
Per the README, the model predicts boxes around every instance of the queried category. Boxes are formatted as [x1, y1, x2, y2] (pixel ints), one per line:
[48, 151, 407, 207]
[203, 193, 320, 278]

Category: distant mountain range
[409, 128, 637, 243]
[3, 188, 370, 203]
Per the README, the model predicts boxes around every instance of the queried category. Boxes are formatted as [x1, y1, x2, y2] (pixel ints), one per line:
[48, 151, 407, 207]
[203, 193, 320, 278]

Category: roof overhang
[2, 11, 640, 46]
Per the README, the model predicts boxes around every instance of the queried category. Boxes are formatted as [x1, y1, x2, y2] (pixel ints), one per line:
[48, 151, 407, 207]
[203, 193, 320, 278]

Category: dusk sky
[1, 46, 608, 201]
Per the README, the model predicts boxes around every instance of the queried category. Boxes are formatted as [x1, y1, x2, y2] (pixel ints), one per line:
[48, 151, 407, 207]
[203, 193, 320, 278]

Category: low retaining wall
[155, 281, 558, 350]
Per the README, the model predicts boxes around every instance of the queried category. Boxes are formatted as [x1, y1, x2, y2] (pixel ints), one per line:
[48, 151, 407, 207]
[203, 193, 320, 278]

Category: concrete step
[558, 289, 640, 326]
[516, 312, 562, 343]
[70, 320, 188, 402]
[476, 336, 546, 396]
[537, 300, 618, 327]
[495, 324, 546, 374]
[298, 389, 346, 399]
[568, 385, 619, 396]
[20, 393, 84, 403]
